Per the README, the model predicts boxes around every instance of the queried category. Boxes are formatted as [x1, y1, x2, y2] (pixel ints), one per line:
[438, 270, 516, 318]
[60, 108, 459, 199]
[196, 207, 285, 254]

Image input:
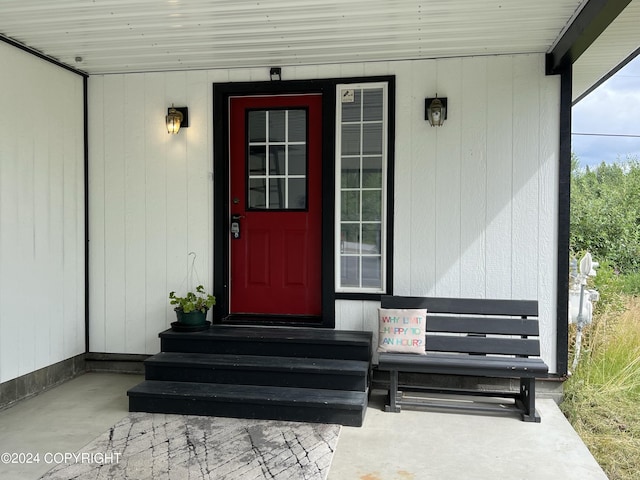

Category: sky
[572, 55, 640, 168]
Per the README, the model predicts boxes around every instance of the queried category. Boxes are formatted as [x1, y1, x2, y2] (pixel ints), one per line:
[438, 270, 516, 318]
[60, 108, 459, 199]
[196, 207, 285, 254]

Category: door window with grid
[247, 108, 308, 210]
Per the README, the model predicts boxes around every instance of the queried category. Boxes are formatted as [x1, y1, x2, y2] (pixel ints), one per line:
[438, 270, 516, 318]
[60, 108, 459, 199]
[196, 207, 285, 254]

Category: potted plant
[169, 285, 216, 331]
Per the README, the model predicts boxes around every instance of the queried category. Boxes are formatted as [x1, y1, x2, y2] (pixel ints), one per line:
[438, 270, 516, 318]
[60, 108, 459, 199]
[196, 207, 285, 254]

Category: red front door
[229, 94, 322, 317]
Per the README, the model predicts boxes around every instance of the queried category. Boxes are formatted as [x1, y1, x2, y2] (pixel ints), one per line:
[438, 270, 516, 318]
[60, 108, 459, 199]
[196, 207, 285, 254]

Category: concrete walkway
[0, 373, 607, 480]
[330, 391, 608, 480]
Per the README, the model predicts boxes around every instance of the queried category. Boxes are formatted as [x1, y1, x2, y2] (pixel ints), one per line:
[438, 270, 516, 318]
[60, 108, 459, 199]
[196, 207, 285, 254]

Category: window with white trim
[336, 83, 388, 293]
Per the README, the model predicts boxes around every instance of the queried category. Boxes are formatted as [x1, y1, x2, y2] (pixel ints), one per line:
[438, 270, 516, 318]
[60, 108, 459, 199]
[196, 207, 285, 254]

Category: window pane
[362, 157, 382, 188]
[269, 178, 285, 208]
[362, 223, 381, 254]
[288, 110, 306, 142]
[288, 178, 306, 209]
[249, 146, 266, 175]
[269, 110, 285, 142]
[248, 110, 266, 142]
[341, 89, 361, 122]
[362, 190, 381, 221]
[363, 123, 382, 155]
[269, 145, 286, 174]
[341, 191, 360, 221]
[363, 89, 383, 121]
[341, 157, 360, 188]
[341, 256, 360, 287]
[341, 124, 361, 155]
[289, 145, 306, 175]
[362, 257, 382, 288]
[341, 223, 360, 254]
[249, 179, 266, 208]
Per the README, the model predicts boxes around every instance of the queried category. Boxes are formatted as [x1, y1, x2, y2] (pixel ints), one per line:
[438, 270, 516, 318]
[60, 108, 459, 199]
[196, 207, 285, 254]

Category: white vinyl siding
[0, 42, 85, 383]
[87, 54, 559, 373]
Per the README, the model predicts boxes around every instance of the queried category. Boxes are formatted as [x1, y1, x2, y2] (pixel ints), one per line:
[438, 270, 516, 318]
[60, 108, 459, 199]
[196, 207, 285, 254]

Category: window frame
[334, 82, 390, 294]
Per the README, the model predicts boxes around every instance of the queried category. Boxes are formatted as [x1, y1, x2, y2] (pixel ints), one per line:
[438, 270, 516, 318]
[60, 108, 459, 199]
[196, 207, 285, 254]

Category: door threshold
[222, 314, 324, 327]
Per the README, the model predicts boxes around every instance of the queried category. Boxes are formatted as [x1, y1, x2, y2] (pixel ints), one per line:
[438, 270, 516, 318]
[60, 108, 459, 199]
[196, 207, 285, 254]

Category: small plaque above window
[341, 89, 355, 103]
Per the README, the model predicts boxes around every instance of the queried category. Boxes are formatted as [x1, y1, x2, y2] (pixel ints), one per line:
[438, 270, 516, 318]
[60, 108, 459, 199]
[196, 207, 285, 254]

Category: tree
[571, 155, 640, 273]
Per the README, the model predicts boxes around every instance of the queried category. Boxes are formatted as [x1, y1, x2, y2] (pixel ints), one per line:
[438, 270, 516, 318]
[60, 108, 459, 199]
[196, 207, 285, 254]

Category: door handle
[231, 214, 244, 239]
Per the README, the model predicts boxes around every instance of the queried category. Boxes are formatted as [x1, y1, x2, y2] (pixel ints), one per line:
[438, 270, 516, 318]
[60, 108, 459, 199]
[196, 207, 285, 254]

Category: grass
[561, 296, 640, 480]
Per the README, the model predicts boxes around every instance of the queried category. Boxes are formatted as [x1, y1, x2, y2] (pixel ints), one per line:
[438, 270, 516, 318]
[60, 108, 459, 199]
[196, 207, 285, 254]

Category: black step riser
[129, 326, 372, 426]
[144, 365, 367, 391]
[160, 338, 370, 361]
[129, 396, 365, 427]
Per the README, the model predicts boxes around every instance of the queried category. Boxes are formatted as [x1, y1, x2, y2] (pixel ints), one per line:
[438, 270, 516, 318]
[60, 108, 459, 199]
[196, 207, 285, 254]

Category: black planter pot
[171, 308, 211, 332]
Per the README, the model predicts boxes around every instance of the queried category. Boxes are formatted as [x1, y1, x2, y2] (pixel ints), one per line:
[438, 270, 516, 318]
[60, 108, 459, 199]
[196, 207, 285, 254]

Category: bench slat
[378, 352, 548, 377]
[381, 295, 538, 317]
[426, 335, 541, 356]
[426, 316, 539, 336]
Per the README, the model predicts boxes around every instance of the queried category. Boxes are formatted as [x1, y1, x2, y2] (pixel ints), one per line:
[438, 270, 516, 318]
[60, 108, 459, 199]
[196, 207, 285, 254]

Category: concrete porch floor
[0, 373, 607, 480]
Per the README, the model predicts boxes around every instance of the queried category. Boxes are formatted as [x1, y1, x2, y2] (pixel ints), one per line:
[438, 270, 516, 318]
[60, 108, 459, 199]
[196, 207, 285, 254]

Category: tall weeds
[562, 297, 640, 479]
[581, 299, 640, 394]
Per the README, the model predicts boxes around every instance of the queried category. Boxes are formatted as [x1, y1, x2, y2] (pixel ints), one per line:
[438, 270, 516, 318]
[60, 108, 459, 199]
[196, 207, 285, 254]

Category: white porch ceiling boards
[0, 0, 585, 75]
[572, 0, 640, 102]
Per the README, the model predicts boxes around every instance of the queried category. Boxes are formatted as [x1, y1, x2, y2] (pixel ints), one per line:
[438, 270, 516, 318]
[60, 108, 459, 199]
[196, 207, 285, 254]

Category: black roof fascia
[546, 0, 632, 75]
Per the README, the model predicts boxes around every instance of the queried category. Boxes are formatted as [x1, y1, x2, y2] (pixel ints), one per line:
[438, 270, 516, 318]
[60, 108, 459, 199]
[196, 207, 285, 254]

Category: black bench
[377, 295, 549, 422]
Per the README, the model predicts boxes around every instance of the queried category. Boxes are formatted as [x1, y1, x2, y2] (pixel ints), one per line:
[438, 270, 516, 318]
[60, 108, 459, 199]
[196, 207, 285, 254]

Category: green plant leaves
[169, 285, 216, 313]
[571, 156, 640, 274]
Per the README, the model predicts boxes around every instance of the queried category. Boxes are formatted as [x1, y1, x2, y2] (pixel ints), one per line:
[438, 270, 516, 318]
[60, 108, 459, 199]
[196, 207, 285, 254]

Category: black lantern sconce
[270, 67, 282, 81]
[425, 96, 447, 127]
[166, 104, 189, 134]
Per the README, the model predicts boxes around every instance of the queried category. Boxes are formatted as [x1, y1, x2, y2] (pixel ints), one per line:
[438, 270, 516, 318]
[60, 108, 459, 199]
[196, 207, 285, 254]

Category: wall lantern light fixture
[166, 104, 189, 134]
[425, 96, 447, 127]
[270, 67, 282, 81]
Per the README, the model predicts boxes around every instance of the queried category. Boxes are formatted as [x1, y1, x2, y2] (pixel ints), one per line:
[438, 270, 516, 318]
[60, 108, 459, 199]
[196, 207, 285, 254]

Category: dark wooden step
[128, 380, 368, 427]
[144, 352, 369, 391]
[159, 325, 372, 361]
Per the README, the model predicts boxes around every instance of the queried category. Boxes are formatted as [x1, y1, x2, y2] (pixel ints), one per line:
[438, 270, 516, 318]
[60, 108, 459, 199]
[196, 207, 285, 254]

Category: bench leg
[384, 369, 401, 412]
[518, 378, 541, 423]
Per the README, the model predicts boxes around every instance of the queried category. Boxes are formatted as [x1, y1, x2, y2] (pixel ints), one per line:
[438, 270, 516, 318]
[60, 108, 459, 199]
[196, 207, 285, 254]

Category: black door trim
[212, 76, 396, 328]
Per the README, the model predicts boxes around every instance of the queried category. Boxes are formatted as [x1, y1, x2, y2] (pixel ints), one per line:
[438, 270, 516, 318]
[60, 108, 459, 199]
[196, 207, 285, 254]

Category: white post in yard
[572, 252, 594, 371]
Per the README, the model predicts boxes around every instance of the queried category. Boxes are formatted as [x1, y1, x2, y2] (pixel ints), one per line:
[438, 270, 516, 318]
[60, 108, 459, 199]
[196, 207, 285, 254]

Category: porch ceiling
[3, 0, 638, 98]
[1, 0, 584, 76]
